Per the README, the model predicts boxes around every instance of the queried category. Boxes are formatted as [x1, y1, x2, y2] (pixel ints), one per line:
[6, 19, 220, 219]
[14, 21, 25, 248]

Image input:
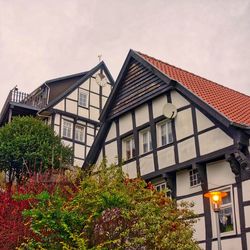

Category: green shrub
[18, 163, 200, 250]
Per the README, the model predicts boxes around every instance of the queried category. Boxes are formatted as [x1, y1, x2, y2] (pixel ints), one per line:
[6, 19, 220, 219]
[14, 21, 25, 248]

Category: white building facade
[84, 50, 250, 250]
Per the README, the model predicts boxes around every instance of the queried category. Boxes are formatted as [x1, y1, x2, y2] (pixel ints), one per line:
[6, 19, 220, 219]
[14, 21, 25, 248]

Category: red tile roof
[138, 52, 250, 128]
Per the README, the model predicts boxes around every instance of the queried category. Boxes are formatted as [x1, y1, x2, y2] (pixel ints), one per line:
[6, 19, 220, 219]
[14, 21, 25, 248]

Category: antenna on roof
[98, 54, 102, 62]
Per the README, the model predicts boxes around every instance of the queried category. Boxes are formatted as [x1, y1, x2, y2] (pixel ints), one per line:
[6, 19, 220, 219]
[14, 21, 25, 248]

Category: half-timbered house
[83, 50, 250, 249]
[0, 61, 114, 167]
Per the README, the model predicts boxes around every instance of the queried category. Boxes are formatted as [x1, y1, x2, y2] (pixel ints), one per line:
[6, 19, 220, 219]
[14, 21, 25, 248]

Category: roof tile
[138, 52, 250, 127]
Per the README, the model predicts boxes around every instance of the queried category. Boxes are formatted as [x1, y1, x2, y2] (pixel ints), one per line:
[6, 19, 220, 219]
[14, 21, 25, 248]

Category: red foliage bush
[0, 171, 75, 250]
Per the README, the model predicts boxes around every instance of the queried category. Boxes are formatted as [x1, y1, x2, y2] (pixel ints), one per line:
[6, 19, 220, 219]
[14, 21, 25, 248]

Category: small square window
[63, 120, 72, 138]
[189, 168, 201, 187]
[78, 90, 88, 107]
[155, 182, 172, 198]
[75, 125, 85, 142]
[123, 136, 135, 160]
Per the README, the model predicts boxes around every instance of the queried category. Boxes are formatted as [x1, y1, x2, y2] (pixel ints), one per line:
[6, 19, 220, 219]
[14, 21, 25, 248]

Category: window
[141, 129, 152, 154]
[78, 90, 88, 107]
[158, 121, 173, 146]
[189, 168, 201, 187]
[219, 189, 234, 234]
[63, 120, 72, 138]
[123, 136, 135, 160]
[75, 125, 84, 142]
[155, 182, 167, 192]
[155, 182, 171, 198]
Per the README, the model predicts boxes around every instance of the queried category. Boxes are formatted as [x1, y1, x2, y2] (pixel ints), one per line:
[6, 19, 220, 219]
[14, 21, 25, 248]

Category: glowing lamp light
[204, 191, 227, 212]
[204, 191, 228, 250]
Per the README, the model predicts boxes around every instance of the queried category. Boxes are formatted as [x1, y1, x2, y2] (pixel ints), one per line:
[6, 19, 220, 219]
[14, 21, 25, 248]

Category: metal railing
[9, 89, 47, 109]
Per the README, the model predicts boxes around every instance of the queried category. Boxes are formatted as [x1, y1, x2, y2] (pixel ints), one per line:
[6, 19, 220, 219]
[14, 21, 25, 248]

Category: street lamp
[204, 191, 228, 250]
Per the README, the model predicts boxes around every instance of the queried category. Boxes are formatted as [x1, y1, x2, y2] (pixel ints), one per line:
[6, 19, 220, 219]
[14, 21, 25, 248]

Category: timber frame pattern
[83, 50, 250, 249]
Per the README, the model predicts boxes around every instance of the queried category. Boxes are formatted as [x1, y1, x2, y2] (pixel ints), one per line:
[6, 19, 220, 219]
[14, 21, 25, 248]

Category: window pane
[160, 122, 173, 146]
[79, 91, 88, 107]
[143, 132, 148, 153]
[63, 121, 72, 138]
[222, 192, 231, 204]
[75, 125, 84, 142]
[168, 122, 173, 143]
[132, 138, 136, 157]
[219, 207, 234, 233]
[189, 169, 201, 187]
[126, 140, 131, 159]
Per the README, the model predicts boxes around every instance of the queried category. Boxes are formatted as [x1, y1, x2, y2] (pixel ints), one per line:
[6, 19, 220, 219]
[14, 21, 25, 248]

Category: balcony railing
[8, 89, 48, 109]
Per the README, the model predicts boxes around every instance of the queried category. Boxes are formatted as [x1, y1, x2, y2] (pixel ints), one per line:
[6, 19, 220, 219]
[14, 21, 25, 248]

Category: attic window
[79, 90, 88, 107]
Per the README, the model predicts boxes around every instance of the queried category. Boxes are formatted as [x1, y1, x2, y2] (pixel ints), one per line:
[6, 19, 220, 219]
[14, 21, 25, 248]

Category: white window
[123, 136, 135, 160]
[155, 182, 167, 192]
[140, 128, 152, 154]
[189, 168, 201, 187]
[155, 182, 171, 198]
[78, 90, 88, 107]
[75, 125, 84, 142]
[219, 189, 234, 234]
[63, 120, 72, 138]
[158, 120, 173, 147]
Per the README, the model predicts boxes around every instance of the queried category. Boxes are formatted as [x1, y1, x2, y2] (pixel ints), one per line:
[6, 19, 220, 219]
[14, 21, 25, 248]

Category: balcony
[7, 88, 47, 109]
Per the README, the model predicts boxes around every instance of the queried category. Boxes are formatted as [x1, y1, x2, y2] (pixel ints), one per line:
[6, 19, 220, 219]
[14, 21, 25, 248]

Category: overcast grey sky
[0, 0, 249, 109]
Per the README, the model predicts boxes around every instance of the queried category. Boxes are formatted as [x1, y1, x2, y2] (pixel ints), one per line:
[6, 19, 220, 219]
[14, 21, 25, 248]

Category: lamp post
[204, 191, 228, 250]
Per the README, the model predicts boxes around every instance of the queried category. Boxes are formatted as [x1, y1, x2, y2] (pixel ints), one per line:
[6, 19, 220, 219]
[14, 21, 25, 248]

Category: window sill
[139, 150, 153, 158]
[78, 104, 88, 109]
[123, 157, 136, 164]
[190, 184, 201, 189]
[157, 142, 174, 151]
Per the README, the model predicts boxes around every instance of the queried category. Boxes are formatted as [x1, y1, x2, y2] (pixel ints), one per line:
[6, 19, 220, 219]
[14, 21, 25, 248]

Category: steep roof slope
[138, 52, 250, 127]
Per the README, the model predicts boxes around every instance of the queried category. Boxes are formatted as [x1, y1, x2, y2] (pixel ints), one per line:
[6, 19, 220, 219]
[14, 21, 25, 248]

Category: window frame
[217, 187, 236, 236]
[189, 168, 201, 187]
[154, 182, 172, 198]
[75, 124, 85, 143]
[123, 136, 136, 160]
[140, 128, 152, 154]
[78, 89, 88, 108]
[157, 120, 173, 147]
[62, 120, 73, 139]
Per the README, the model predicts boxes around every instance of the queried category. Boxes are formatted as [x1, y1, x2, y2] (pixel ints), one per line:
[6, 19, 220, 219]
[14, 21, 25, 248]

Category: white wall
[152, 94, 168, 118]
[175, 108, 194, 140]
[140, 153, 155, 176]
[206, 160, 235, 189]
[178, 137, 196, 163]
[105, 141, 118, 165]
[176, 169, 202, 196]
[106, 121, 117, 141]
[199, 128, 233, 155]
[122, 161, 137, 179]
[135, 104, 149, 126]
[119, 113, 133, 135]
[193, 216, 206, 242]
[157, 146, 175, 169]
[171, 90, 190, 109]
[196, 108, 214, 132]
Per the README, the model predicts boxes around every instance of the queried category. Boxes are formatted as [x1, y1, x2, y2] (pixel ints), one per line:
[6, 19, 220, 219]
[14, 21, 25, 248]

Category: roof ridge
[137, 51, 250, 99]
[45, 70, 88, 84]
